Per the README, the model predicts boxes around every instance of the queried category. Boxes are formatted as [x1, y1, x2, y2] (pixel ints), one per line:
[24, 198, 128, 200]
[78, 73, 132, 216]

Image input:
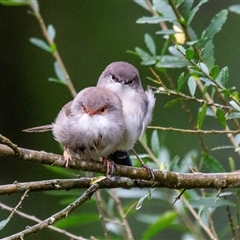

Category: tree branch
[1, 143, 240, 190]
[148, 126, 240, 135]
[29, 1, 77, 97]
[1, 184, 99, 240]
[0, 202, 87, 240]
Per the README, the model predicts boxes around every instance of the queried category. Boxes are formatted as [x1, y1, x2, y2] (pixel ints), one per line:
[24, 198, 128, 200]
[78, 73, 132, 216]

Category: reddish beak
[88, 110, 95, 116]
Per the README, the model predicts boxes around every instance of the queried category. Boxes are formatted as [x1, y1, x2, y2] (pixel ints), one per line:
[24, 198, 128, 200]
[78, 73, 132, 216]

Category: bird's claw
[102, 158, 116, 177]
[141, 163, 155, 181]
[63, 149, 72, 168]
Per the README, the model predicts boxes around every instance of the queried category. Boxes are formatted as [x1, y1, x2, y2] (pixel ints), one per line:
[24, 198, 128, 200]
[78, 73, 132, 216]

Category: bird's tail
[109, 150, 132, 166]
[22, 124, 53, 133]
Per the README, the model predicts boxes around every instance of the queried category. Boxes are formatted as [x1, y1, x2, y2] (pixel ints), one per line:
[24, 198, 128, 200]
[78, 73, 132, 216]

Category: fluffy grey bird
[24, 87, 125, 170]
[97, 61, 155, 165]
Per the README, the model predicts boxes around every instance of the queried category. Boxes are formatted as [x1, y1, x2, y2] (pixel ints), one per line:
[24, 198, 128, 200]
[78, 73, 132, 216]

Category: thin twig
[29, 1, 77, 97]
[138, 138, 161, 168]
[2, 184, 99, 240]
[154, 87, 233, 110]
[147, 126, 240, 135]
[145, 0, 168, 30]
[224, 194, 236, 240]
[6, 190, 29, 221]
[0, 134, 21, 156]
[95, 190, 110, 240]
[110, 189, 134, 240]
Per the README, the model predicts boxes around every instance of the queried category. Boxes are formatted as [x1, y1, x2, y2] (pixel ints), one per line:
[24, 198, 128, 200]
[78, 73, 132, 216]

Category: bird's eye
[82, 104, 87, 112]
[111, 74, 116, 81]
[99, 106, 107, 113]
[126, 79, 134, 85]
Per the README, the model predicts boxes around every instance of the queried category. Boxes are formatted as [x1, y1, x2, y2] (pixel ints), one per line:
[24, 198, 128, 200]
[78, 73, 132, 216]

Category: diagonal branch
[1, 184, 99, 240]
[0, 202, 86, 240]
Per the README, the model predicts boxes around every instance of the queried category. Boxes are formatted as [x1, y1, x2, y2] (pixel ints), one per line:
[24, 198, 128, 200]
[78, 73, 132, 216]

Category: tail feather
[109, 150, 132, 166]
[22, 124, 53, 133]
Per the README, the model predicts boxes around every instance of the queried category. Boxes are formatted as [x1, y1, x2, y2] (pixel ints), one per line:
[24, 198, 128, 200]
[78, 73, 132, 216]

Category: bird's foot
[141, 163, 155, 182]
[102, 157, 116, 177]
[132, 148, 155, 181]
[63, 149, 72, 168]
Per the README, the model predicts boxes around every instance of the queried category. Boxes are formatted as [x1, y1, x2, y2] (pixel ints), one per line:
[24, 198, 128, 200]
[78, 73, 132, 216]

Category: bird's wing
[141, 88, 155, 135]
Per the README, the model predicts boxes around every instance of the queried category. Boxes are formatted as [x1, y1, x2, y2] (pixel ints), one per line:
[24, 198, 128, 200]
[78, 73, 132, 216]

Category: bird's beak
[88, 110, 95, 116]
[118, 79, 126, 85]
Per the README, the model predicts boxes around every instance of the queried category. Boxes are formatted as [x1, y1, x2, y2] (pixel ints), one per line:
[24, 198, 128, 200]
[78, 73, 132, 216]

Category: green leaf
[48, 77, 66, 85]
[50, 42, 57, 53]
[199, 77, 216, 86]
[216, 66, 228, 87]
[54, 61, 66, 83]
[134, 47, 156, 65]
[188, 76, 197, 96]
[164, 98, 184, 108]
[0, 217, 10, 230]
[210, 65, 219, 79]
[142, 211, 178, 240]
[220, 89, 231, 98]
[144, 33, 156, 56]
[201, 9, 228, 46]
[203, 40, 215, 68]
[177, 72, 185, 92]
[0, 0, 30, 6]
[155, 29, 176, 35]
[197, 103, 207, 129]
[182, 0, 193, 20]
[151, 130, 160, 157]
[136, 188, 155, 210]
[229, 4, 240, 15]
[156, 55, 189, 68]
[226, 112, 240, 120]
[228, 157, 235, 171]
[154, 0, 176, 19]
[29, 38, 50, 52]
[47, 24, 56, 41]
[185, 48, 194, 60]
[136, 16, 172, 24]
[202, 152, 225, 172]
[187, 0, 208, 24]
[232, 91, 239, 103]
[216, 108, 226, 128]
[135, 47, 151, 59]
[229, 100, 240, 111]
[198, 62, 209, 75]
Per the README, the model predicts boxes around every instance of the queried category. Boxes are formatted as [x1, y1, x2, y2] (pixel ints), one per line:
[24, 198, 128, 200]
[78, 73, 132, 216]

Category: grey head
[70, 86, 123, 118]
[97, 61, 143, 91]
[52, 86, 125, 159]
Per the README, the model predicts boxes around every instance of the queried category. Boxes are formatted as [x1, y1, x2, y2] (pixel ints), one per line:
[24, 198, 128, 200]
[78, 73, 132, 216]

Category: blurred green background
[1, 0, 240, 239]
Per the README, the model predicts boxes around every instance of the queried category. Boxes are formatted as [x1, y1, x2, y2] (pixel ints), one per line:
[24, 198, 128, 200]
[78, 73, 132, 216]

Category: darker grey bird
[97, 61, 155, 167]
